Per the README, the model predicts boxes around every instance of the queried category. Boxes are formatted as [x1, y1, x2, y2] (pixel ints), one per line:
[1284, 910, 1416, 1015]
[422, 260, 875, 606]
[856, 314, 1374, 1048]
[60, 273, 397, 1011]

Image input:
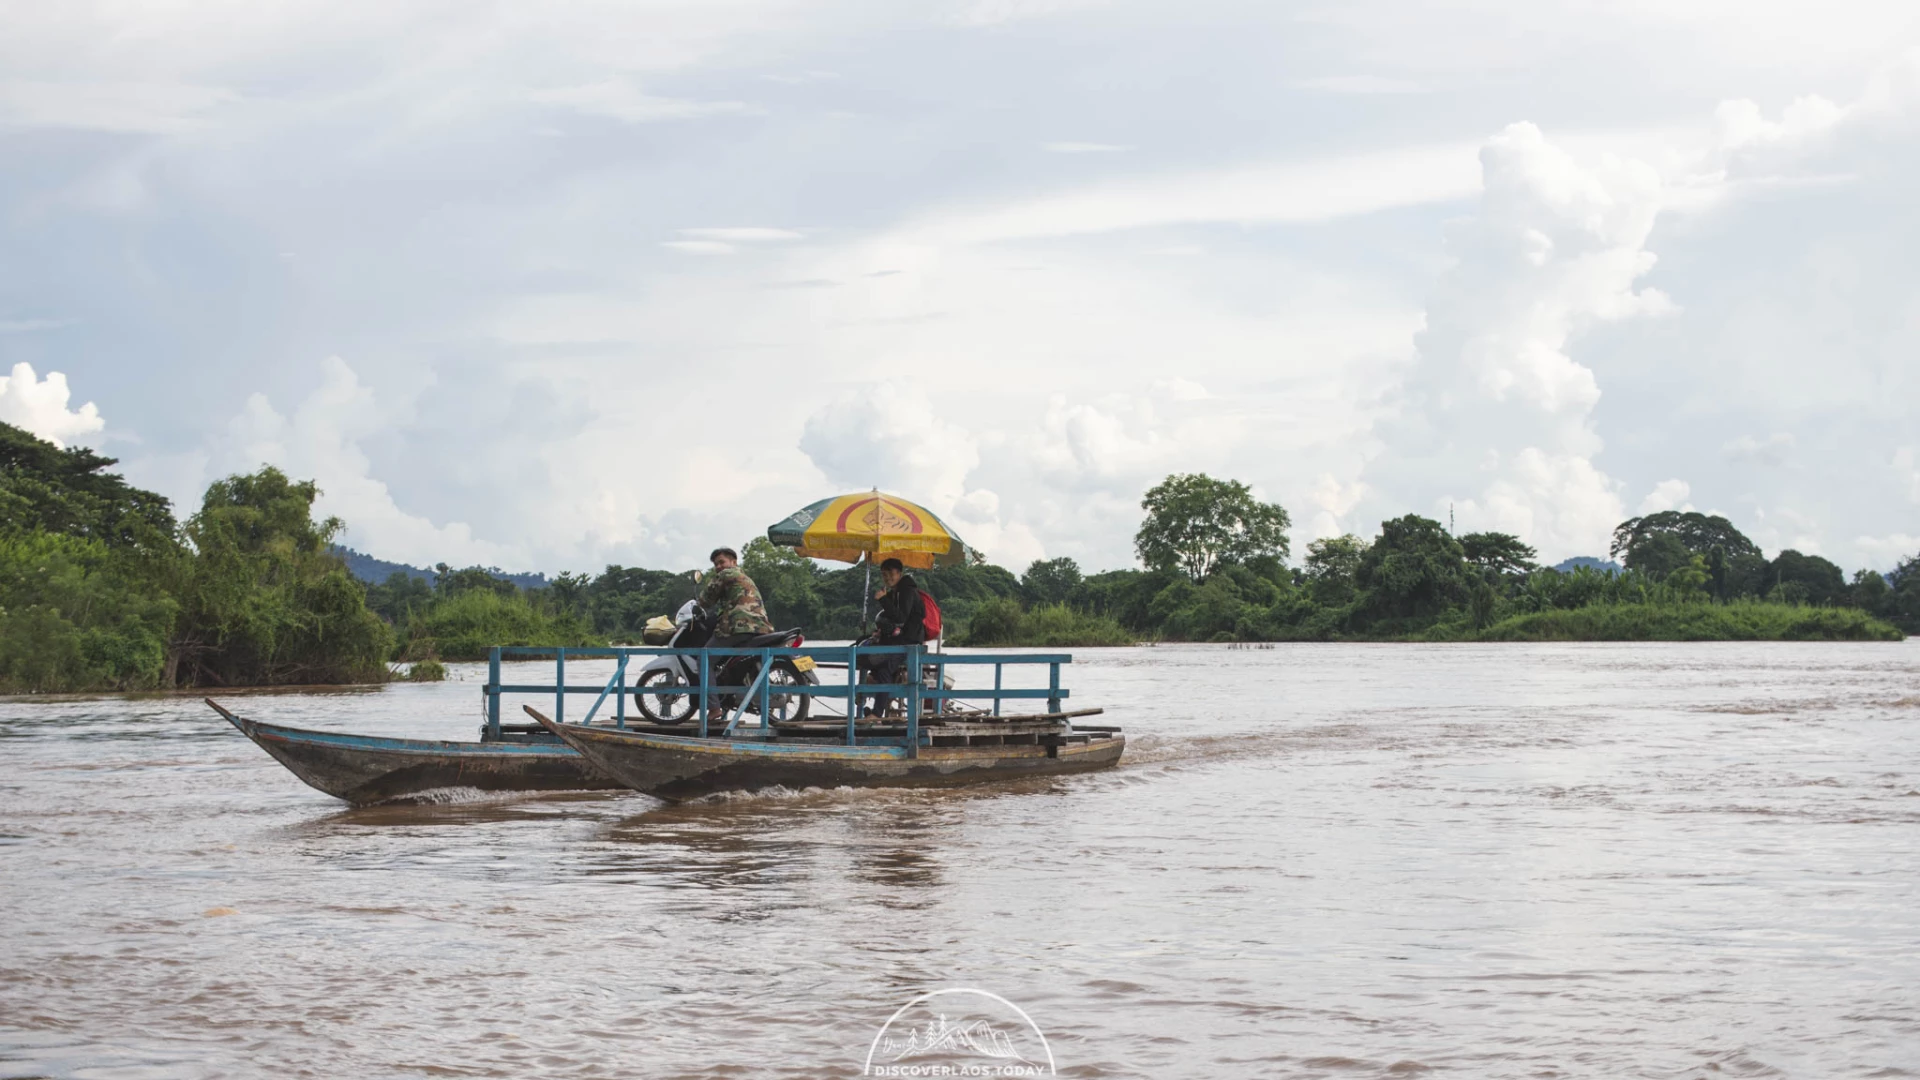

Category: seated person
[698, 546, 775, 722]
[860, 558, 926, 718]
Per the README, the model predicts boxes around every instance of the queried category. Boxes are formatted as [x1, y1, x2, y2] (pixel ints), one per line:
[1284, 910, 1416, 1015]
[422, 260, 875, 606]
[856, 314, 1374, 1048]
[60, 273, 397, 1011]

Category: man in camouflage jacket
[700, 547, 775, 643]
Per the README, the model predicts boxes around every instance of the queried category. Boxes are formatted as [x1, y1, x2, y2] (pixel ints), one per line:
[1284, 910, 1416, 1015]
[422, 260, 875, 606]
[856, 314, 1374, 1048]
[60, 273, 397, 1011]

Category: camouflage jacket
[699, 566, 775, 638]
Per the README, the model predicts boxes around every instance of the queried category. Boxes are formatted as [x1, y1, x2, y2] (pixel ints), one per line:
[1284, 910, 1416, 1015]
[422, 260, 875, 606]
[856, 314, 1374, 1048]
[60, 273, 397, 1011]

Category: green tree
[742, 537, 821, 630]
[1460, 532, 1538, 577]
[1850, 569, 1891, 614]
[0, 421, 178, 552]
[1303, 534, 1368, 606]
[1134, 473, 1291, 582]
[1611, 511, 1761, 566]
[169, 467, 393, 685]
[1890, 554, 1920, 629]
[1020, 557, 1083, 606]
[1766, 550, 1846, 607]
[1667, 554, 1710, 601]
[1624, 533, 1693, 580]
[1354, 515, 1470, 624]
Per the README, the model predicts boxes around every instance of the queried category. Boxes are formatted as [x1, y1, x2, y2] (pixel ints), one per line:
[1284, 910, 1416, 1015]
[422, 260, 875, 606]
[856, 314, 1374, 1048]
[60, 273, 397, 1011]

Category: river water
[3, 643, 1918, 1079]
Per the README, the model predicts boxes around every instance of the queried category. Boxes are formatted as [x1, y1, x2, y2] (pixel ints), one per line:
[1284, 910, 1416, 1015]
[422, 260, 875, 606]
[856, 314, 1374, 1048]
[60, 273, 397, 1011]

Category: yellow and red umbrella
[766, 491, 971, 569]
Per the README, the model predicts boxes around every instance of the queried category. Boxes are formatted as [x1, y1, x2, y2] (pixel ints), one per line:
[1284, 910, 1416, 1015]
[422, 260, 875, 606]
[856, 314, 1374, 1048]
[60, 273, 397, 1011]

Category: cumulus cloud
[1637, 478, 1693, 514]
[1366, 121, 1674, 558]
[797, 381, 1046, 567]
[0, 362, 104, 448]
[208, 358, 512, 568]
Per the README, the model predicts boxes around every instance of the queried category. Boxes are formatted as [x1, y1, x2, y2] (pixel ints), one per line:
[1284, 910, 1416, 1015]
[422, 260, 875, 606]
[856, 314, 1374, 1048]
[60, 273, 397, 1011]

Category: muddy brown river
[3, 643, 1918, 1079]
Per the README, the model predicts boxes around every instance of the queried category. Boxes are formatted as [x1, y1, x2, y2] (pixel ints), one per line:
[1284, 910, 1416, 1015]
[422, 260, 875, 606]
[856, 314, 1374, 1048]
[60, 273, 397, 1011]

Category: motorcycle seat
[735, 629, 801, 648]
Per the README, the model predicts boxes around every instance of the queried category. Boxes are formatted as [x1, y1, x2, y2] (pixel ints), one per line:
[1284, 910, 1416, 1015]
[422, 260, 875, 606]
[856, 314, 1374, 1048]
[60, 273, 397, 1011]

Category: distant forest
[2, 420, 1910, 693]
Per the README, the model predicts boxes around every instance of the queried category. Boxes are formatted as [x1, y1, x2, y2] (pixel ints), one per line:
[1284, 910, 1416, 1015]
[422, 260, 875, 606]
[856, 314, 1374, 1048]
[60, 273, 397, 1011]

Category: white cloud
[529, 81, 758, 123]
[795, 380, 1045, 567]
[1042, 142, 1132, 153]
[0, 362, 104, 448]
[1722, 433, 1795, 466]
[1367, 121, 1673, 558]
[1295, 75, 1427, 95]
[0, 319, 69, 334]
[799, 381, 979, 507]
[1637, 478, 1693, 514]
[952, 0, 1104, 27]
[0, 81, 234, 134]
[1854, 533, 1919, 569]
[208, 358, 512, 568]
[661, 240, 738, 255]
[678, 227, 805, 243]
[900, 141, 1485, 246]
[1896, 446, 1920, 504]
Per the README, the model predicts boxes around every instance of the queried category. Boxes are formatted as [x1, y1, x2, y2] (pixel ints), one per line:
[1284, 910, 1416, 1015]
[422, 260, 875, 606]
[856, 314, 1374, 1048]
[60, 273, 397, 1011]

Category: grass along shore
[1462, 601, 1903, 642]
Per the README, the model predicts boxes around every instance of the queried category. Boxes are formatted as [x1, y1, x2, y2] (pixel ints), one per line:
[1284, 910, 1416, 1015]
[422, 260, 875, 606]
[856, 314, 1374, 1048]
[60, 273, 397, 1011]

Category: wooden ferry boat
[216, 642, 1121, 805]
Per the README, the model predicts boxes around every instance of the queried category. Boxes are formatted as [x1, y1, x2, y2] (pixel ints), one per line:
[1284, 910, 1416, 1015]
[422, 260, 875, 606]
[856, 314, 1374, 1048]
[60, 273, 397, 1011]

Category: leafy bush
[1472, 602, 1902, 642]
[956, 600, 1133, 647]
[409, 588, 599, 660]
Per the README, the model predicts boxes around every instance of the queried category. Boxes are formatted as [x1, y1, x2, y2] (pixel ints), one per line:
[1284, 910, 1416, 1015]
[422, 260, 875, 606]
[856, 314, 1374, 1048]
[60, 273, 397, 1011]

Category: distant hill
[1553, 555, 1623, 574]
[330, 546, 550, 590]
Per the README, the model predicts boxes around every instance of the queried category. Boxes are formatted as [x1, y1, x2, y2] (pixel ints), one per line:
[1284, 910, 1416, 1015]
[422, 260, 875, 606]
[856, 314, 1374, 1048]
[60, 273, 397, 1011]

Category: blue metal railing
[483, 644, 1070, 753]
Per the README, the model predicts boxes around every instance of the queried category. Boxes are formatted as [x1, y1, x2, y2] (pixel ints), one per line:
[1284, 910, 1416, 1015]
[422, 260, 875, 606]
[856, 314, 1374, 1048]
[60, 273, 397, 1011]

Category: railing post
[556, 648, 566, 726]
[615, 654, 627, 729]
[992, 661, 1003, 718]
[846, 643, 859, 745]
[698, 649, 710, 738]
[1048, 661, 1061, 714]
[760, 647, 772, 731]
[906, 644, 922, 758]
[487, 647, 501, 739]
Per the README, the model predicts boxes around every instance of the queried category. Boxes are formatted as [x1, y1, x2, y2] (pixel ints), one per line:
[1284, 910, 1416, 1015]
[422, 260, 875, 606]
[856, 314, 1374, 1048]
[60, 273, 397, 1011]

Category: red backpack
[921, 591, 942, 640]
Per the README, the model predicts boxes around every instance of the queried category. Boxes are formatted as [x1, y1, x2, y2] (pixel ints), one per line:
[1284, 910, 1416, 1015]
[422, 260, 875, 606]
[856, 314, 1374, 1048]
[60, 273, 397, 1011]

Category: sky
[2, 0, 1918, 576]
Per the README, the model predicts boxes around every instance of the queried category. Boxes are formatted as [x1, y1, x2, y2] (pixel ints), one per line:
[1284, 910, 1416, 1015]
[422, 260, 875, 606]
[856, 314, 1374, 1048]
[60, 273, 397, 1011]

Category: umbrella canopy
[766, 491, 971, 569]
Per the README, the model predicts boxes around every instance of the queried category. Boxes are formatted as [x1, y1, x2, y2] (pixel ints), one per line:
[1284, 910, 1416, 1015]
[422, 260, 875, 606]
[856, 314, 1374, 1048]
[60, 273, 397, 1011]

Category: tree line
[3, 421, 1909, 694]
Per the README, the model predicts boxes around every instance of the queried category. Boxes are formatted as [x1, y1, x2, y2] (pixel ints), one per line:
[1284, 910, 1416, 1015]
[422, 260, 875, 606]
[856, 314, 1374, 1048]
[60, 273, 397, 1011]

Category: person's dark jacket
[874, 574, 928, 646]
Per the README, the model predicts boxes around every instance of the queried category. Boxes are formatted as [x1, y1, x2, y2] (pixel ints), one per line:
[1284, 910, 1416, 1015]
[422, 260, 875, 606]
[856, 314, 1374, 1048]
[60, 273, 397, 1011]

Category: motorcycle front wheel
[633, 667, 696, 724]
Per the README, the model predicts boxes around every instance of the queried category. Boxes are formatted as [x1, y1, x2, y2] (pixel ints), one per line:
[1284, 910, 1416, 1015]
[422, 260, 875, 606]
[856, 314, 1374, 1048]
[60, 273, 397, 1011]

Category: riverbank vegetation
[3, 421, 1909, 693]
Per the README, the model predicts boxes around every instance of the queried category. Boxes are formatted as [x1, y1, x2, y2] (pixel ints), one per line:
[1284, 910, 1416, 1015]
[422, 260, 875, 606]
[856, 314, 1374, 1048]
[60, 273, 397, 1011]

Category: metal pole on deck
[906, 644, 921, 758]
[556, 648, 566, 726]
[698, 650, 710, 737]
[846, 642, 859, 745]
[615, 654, 628, 729]
[487, 648, 501, 739]
[760, 647, 772, 731]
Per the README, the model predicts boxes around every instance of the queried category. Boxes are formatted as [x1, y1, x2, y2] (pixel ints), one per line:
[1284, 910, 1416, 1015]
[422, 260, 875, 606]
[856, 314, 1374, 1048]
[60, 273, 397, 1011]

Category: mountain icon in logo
[865, 988, 1055, 1076]
[883, 1014, 1031, 1063]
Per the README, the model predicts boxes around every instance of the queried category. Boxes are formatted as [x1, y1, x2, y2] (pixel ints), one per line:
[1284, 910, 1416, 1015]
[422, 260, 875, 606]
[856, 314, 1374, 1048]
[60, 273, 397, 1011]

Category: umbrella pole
[860, 557, 872, 634]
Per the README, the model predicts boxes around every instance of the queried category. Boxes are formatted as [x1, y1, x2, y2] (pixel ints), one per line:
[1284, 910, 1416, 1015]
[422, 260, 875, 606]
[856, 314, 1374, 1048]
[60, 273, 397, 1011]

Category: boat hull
[531, 710, 1125, 801]
[209, 700, 621, 805]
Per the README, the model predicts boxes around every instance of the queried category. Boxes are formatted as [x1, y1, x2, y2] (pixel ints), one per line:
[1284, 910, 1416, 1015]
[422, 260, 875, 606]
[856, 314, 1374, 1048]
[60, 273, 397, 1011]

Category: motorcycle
[631, 601, 818, 727]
